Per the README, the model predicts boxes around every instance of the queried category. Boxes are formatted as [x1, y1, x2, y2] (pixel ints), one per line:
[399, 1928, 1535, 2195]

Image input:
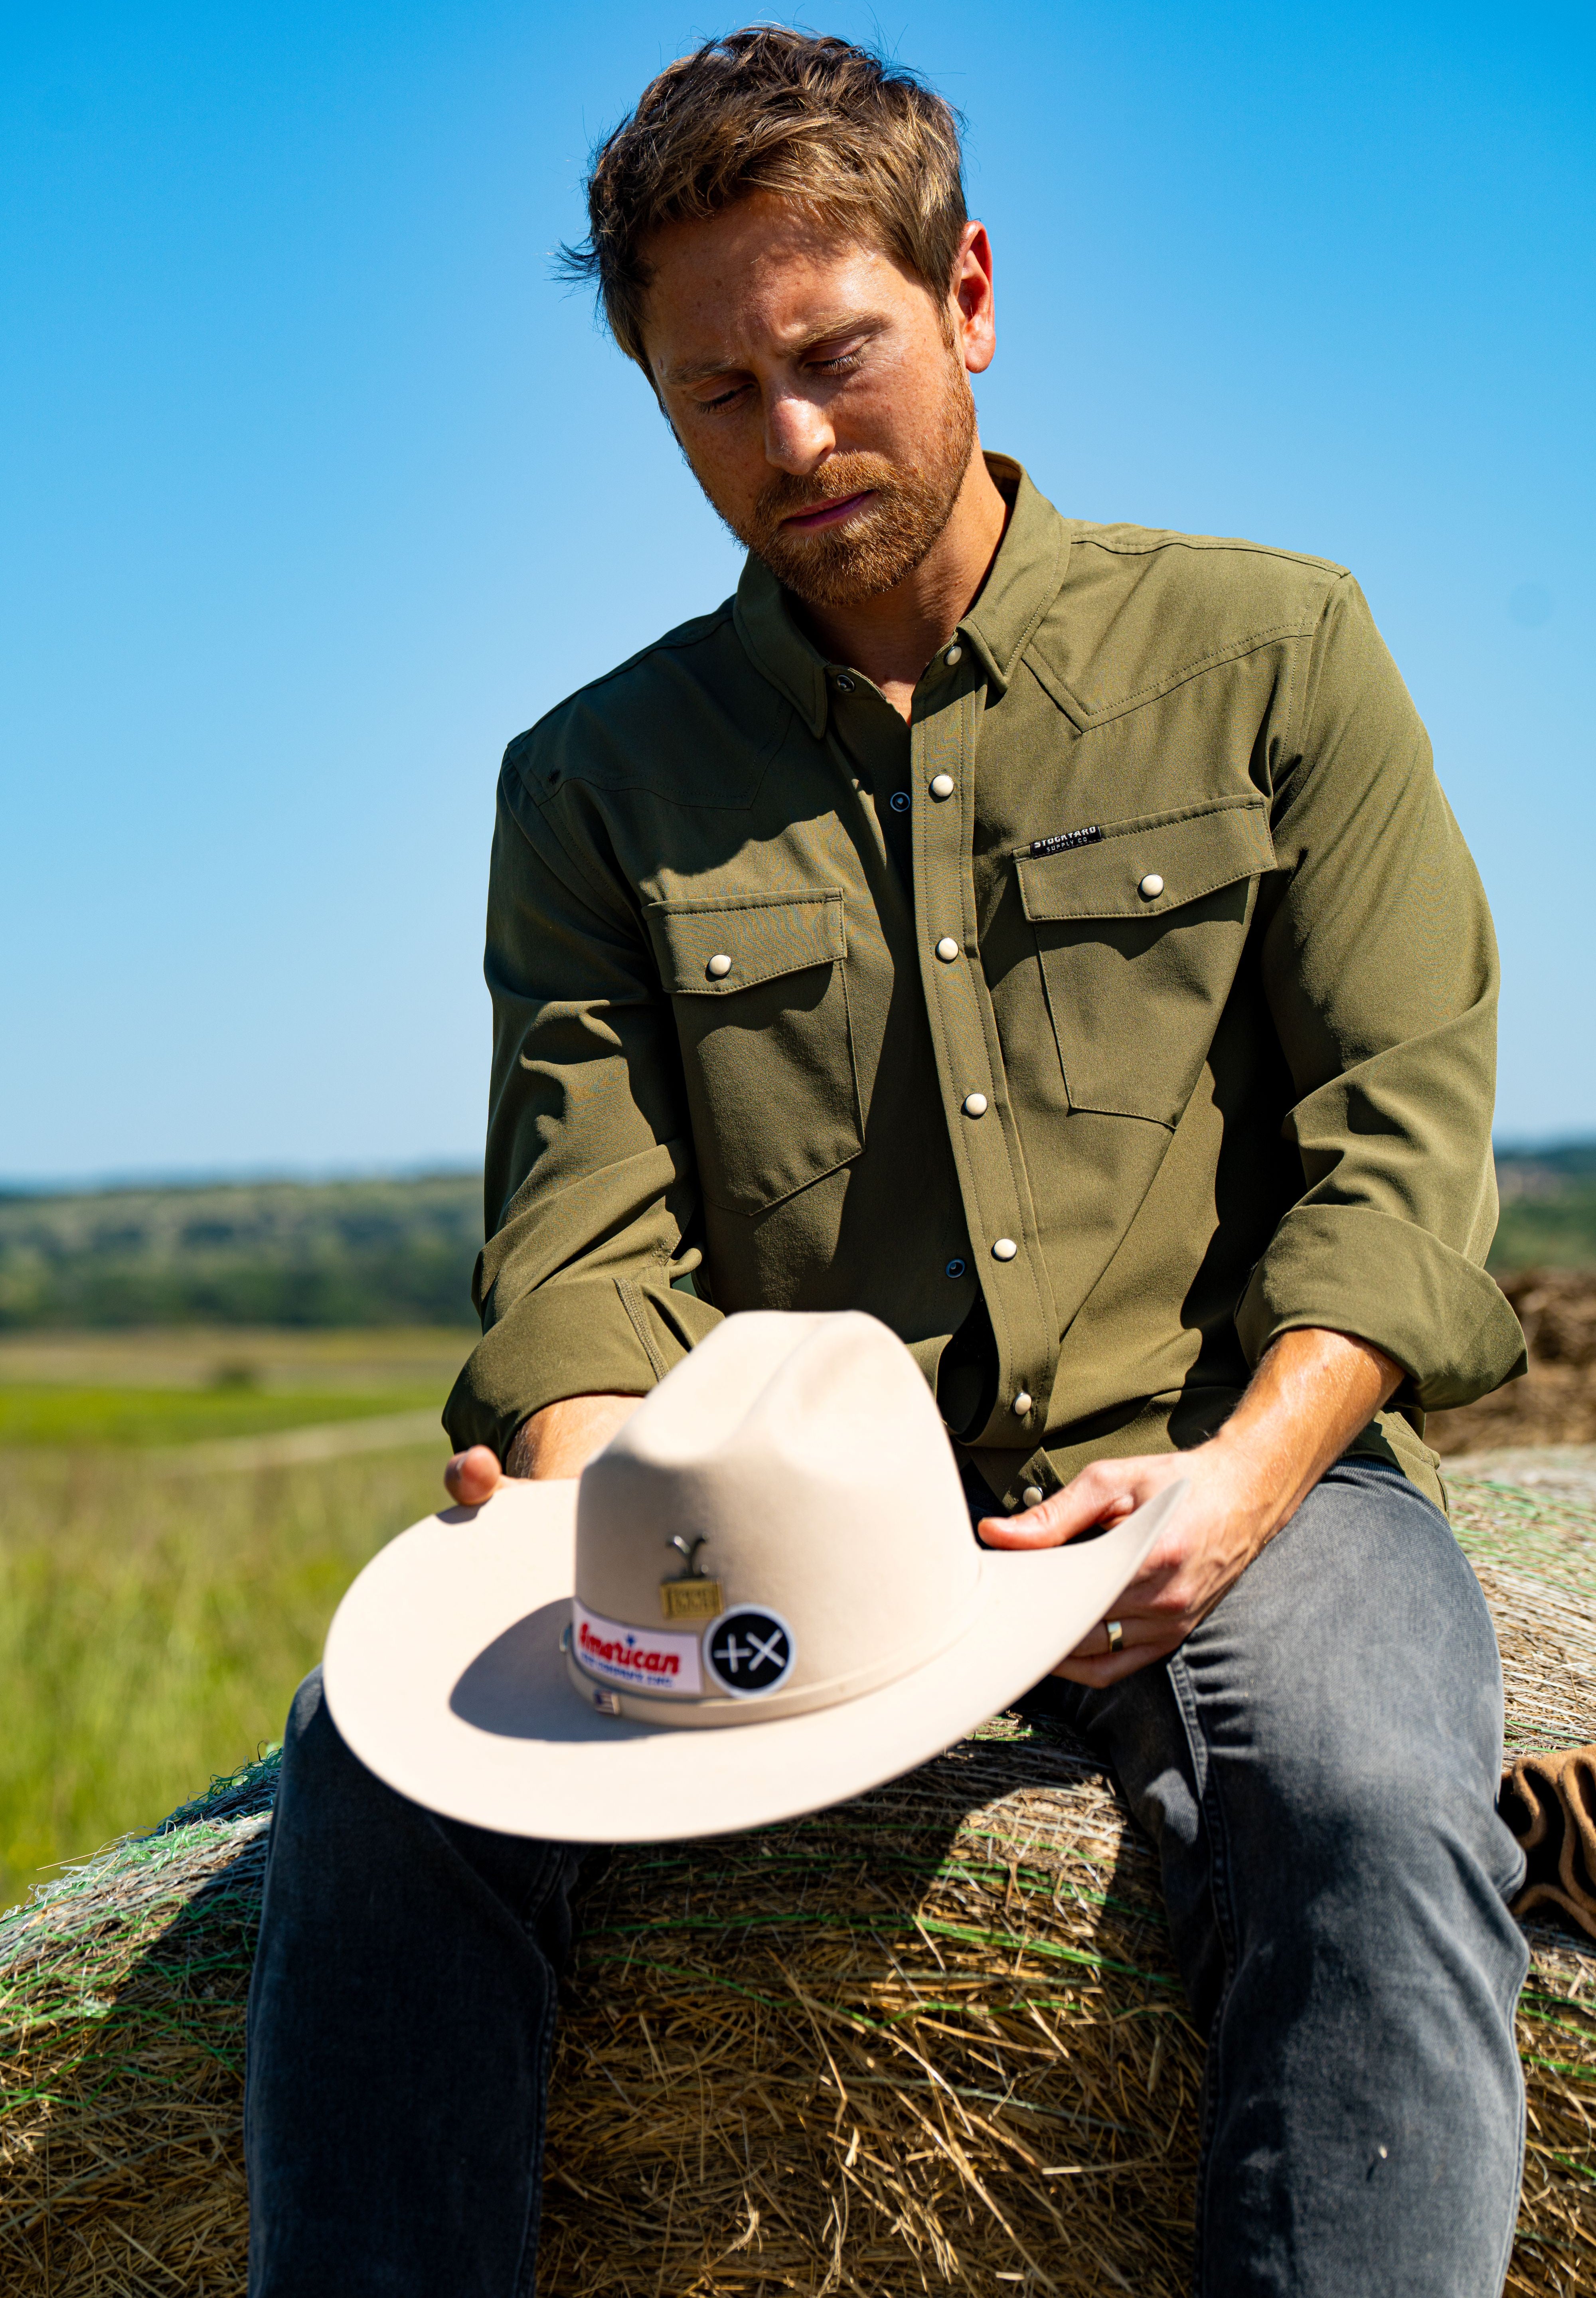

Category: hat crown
[573, 1312, 978, 1718]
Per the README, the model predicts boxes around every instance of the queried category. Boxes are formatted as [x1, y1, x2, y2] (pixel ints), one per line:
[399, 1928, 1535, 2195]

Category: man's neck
[794, 451, 1009, 721]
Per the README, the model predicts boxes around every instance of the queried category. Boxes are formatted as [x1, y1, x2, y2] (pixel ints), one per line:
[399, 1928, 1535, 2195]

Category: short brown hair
[561, 27, 967, 367]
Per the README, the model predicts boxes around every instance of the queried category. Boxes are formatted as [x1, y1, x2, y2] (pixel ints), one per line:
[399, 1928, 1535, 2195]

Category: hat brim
[322, 1477, 1180, 1843]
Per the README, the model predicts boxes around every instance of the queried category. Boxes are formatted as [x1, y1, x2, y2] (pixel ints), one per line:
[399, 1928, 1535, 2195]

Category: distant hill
[0, 1174, 482, 1329]
[1492, 1146, 1596, 1271]
[0, 1147, 1590, 1331]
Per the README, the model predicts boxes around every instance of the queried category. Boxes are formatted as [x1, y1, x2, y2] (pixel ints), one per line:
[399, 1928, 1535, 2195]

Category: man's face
[639, 193, 992, 608]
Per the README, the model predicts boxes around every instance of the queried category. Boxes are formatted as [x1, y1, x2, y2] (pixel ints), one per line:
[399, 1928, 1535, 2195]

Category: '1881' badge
[660, 1534, 723, 1623]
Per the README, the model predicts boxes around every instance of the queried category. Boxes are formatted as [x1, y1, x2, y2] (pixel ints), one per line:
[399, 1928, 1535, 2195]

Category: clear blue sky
[5, 1, 1592, 1184]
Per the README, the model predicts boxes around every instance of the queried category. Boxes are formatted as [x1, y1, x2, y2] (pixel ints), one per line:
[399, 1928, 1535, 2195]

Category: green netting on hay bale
[2, 1472, 1594, 2297]
[0, 1755, 276, 2293]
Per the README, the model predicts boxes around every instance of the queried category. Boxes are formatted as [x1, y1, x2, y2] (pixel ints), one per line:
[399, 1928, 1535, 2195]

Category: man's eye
[699, 383, 749, 412]
[812, 351, 864, 376]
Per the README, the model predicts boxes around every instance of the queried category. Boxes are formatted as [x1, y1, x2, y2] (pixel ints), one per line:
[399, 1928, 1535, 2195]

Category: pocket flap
[645, 888, 847, 995]
[1017, 798, 1275, 922]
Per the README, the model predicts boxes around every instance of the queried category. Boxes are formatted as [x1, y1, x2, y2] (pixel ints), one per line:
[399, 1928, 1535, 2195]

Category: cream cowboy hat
[323, 1311, 1180, 1842]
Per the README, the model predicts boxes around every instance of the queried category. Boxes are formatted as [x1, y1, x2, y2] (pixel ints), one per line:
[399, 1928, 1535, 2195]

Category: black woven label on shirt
[1029, 825, 1103, 858]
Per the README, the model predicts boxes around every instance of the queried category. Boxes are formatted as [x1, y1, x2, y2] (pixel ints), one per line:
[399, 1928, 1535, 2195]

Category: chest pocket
[1017, 796, 1275, 1127]
[644, 888, 864, 1214]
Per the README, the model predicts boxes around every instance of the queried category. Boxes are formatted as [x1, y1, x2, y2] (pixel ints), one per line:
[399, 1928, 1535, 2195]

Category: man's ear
[948, 221, 996, 377]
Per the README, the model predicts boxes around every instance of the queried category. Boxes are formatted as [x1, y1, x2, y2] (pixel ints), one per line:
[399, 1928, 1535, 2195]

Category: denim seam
[1167, 1647, 1240, 2298]
[512, 1967, 563, 2298]
[519, 1839, 584, 1935]
[419, 1815, 579, 2298]
[1487, 1929, 1531, 2298]
[512, 1845, 583, 2296]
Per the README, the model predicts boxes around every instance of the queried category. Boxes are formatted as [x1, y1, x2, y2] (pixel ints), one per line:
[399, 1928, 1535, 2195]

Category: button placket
[1003, 1451, 1063, 1515]
[912, 684, 1056, 1447]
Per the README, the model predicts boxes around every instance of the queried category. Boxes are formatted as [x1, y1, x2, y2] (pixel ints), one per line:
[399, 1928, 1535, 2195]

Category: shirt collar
[733, 453, 1069, 734]
[958, 456, 1068, 697]
[733, 551, 832, 736]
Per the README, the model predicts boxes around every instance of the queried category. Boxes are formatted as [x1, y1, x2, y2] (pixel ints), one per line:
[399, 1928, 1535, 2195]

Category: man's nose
[762, 388, 834, 475]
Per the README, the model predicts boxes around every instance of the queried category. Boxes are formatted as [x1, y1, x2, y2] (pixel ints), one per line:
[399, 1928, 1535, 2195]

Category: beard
[719, 360, 979, 609]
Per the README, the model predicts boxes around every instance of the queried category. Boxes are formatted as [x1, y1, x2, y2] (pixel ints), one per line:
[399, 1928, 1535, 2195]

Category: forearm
[445, 1392, 641, 1504]
[504, 1392, 643, 1480]
[1209, 1326, 1404, 1539]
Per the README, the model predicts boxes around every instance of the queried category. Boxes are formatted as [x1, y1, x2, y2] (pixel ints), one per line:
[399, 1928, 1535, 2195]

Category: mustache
[754, 456, 897, 526]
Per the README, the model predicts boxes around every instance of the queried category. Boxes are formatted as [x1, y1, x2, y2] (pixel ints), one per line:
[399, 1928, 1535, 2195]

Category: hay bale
[3, 1469, 1595, 2296]
[0, 1763, 272, 2293]
[542, 1724, 1204, 2296]
[1430, 1274, 1596, 1453]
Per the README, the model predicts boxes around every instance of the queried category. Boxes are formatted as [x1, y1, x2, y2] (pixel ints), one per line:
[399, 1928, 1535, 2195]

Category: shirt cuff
[442, 1275, 723, 1461]
[1235, 1204, 1526, 1412]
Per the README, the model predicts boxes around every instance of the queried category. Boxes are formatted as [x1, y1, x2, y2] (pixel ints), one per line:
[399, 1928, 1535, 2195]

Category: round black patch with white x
[703, 1607, 795, 1698]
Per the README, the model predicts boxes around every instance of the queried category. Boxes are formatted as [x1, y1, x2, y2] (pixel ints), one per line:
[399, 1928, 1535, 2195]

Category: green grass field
[0, 1384, 442, 1447]
[0, 1330, 464, 1910]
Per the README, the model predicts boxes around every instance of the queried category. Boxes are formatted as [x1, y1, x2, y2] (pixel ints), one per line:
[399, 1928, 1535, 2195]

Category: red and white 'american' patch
[571, 1601, 704, 1697]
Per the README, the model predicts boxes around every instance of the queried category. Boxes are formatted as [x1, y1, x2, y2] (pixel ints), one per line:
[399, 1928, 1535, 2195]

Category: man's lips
[780, 488, 877, 533]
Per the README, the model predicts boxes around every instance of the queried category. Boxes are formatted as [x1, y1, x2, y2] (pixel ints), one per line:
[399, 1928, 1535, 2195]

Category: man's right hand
[442, 1445, 508, 1507]
[443, 1392, 643, 1505]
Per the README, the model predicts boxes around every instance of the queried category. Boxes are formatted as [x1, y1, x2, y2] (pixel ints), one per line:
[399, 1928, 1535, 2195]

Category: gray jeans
[245, 1458, 1528, 2296]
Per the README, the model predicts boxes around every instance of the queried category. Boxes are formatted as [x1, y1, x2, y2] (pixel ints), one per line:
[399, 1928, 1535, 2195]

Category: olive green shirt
[445, 457, 1524, 1510]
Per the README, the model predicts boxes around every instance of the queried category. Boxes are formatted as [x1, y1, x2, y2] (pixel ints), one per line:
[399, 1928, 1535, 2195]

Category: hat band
[564, 1574, 987, 1728]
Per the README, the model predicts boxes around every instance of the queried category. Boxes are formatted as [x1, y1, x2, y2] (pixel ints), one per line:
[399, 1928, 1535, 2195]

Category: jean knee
[282, 1665, 325, 1757]
[278, 1665, 350, 1794]
[1253, 1718, 1515, 1917]
[273, 1662, 395, 1845]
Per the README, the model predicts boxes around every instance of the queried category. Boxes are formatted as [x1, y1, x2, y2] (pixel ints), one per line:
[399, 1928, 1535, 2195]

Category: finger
[443, 1445, 503, 1506]
[1049, 1601, 1189, 1683]
[980, 1459, 1159, 1550]
[1049, 1642, 1173, 1688]
[1074, 1613, 1162, 1662]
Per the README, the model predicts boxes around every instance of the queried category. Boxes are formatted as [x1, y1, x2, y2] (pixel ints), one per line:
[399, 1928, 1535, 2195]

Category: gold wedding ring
[1104, 1619, 1124, 1654]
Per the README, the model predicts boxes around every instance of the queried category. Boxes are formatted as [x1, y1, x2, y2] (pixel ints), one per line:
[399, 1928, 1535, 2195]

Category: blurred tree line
[0, 1175, 482, 1329]
[0, 1150, 1590, 1332]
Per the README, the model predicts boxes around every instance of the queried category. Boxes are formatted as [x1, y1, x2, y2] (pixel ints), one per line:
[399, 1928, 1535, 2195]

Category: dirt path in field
[155, 1408, 446, 1473]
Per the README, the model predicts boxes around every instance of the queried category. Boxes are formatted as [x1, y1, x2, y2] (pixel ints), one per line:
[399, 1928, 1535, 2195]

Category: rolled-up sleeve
[1234, 575, 1526, 1410]
[443, 749, 722, 1459]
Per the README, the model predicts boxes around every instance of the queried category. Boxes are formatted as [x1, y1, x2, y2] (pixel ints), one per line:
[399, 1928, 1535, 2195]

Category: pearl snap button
[962, 1092, 988, 1117]
[834, 673, 855, 693]
[992, 1236, 1018, 1261]
[945, 644, 963, 665]
[889, 790, 911, 812]
[930, 772, 954, 799]
[1138, 872, 1165, 900]
[1022, 1486, 1044, 1508]
[935, 937, 959, 962]
[945, 1256, 967, 1279]
[1012, 1392, 1033, 1416]
[707, 954, 732, 979]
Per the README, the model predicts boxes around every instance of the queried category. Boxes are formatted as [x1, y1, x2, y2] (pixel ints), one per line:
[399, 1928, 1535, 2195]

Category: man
[246, 29, 1531, 2297]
